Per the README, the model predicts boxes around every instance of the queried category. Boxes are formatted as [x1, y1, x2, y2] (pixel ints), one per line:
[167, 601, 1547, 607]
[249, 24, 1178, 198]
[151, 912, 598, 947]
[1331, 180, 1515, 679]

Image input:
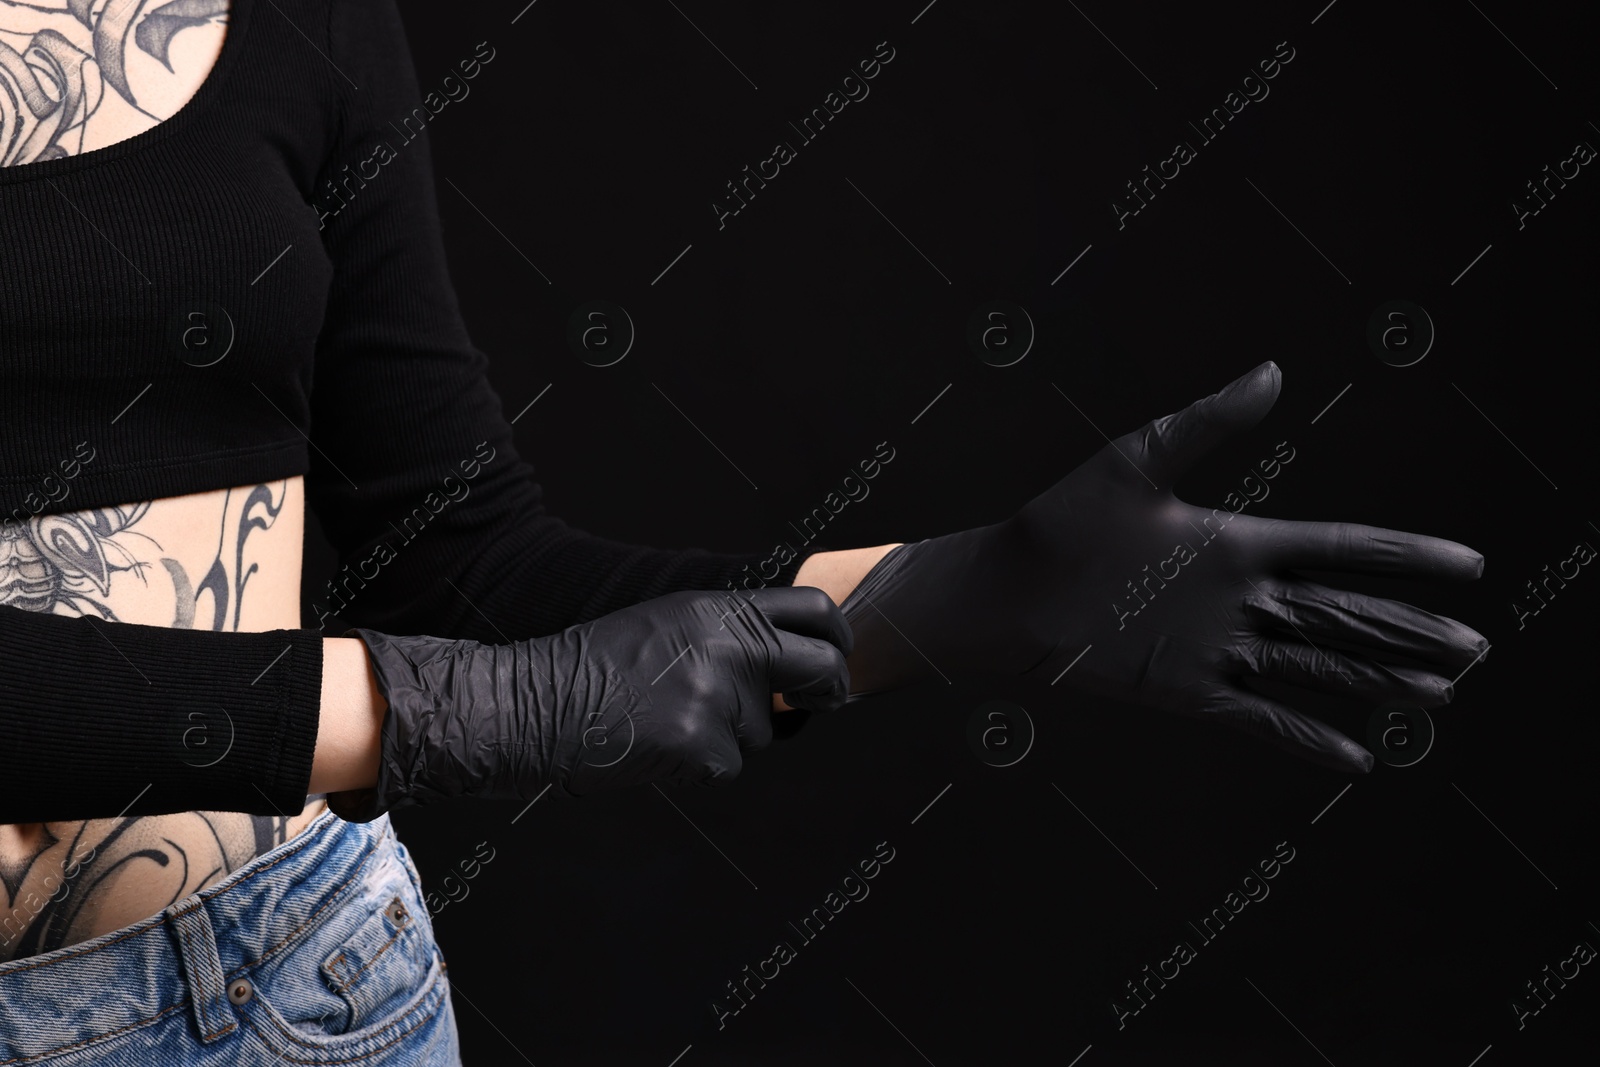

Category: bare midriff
[0, 478, 323, 961]
[0, 5, 331, 961]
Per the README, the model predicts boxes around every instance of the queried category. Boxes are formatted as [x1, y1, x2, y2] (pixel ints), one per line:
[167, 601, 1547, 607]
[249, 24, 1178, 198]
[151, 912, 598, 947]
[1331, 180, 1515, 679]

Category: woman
[0, 3, 875, 1061]
[0, 1, 1488, 1063]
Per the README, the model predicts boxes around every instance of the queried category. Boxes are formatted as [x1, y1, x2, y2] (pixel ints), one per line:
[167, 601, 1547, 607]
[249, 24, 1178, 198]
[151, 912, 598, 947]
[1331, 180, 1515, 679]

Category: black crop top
[0, 0, 812, 822]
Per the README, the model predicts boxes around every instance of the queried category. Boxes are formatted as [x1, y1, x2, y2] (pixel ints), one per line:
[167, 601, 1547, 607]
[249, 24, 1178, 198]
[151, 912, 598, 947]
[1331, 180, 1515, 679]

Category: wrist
[309, 636, 387, 796]
[792, 544, 903, 606]
[775, 544, 902, 710]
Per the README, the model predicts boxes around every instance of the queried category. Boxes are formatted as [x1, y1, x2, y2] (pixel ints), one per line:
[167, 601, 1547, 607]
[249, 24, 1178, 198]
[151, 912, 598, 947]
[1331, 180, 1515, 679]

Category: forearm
[308, 637, 387, 795]
[306, 545, 902, 794]
[312, 537, 908, 790]
[310, 546, 893, 797]
[0, 606, 323, 822]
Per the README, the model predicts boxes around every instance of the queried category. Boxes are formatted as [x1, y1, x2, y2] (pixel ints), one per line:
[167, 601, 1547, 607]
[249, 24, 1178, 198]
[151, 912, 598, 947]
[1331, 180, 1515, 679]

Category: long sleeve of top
[304, 3, 804, 644]
[0, 0, 817, 823]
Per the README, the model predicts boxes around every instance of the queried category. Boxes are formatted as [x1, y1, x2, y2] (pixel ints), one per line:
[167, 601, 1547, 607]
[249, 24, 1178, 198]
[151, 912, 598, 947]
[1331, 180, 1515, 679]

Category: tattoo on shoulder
[0, 0, 231, 168]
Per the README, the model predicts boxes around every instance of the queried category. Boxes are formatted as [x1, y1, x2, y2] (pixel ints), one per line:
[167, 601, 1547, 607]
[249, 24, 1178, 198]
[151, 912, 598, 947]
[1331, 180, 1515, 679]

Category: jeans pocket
[319, 889, 431, 1030]
[241, 837, 455, 1063]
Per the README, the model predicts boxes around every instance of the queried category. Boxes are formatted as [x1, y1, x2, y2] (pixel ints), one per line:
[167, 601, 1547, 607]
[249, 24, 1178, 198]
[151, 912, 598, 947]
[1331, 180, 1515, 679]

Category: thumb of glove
[1126, 360, 1282, 487]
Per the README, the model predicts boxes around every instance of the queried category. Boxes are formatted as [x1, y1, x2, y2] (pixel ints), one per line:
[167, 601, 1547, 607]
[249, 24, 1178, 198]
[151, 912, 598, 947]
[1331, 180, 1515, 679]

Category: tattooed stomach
[0, 478, 323, 962]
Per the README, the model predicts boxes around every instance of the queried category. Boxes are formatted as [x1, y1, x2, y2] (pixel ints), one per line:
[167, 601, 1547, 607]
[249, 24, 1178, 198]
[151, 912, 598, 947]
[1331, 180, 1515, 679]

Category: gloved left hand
[840, 361, 1487, 772]
[327, 587, 852, 821]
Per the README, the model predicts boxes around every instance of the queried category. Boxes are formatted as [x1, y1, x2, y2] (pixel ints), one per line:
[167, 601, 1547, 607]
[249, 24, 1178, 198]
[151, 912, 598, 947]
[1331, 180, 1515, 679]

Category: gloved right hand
[326, 587, 851, 822]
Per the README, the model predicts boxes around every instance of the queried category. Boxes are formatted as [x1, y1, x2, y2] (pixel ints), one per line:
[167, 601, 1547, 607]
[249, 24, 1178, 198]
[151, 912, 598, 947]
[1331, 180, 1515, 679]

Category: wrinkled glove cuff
[325, 628, 470, 823]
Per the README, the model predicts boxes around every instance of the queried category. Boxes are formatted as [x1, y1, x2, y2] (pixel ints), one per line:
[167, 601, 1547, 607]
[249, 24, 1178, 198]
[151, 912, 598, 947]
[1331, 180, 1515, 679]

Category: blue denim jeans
[0, 809, 460, 1065]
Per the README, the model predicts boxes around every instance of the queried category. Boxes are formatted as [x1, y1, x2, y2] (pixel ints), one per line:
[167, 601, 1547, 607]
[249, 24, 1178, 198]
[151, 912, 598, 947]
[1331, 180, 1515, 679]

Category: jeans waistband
[0, 809, 384, 1061]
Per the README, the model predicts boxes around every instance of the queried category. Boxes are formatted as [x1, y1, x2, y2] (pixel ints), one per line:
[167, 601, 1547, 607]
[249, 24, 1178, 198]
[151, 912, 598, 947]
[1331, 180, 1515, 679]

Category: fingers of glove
[1241, 636, 1454, 706]
[1250, 517, 1484, 580]
[732, 694, 775, 753]
[1242, 583, 1489, 673]
[766, 630, 852, 714]
[1211, 686, 1373, 773]
[1118, 361, 1281, 487]
[743, 586, 854, 656]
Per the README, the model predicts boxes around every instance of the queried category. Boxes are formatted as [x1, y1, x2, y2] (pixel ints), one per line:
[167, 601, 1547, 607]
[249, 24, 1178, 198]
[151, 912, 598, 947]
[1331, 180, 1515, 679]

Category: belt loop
[166, 899, 237, 1043]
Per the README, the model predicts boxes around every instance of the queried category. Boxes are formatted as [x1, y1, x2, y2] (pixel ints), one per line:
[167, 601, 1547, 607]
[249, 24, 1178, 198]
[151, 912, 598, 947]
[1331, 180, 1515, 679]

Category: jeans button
[385, 898, 410, 926]
[227, 978, 253, 1005]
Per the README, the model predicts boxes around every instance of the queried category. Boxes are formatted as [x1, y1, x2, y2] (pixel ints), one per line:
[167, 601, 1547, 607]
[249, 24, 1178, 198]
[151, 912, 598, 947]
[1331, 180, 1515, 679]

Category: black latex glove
[327, 587, 851, 821]
[841, 361, 1487, 772]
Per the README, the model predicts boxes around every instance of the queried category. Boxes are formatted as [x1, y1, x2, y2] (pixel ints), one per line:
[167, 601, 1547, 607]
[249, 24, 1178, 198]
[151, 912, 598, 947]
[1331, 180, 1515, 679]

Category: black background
[300, 1, 1598, 1063]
